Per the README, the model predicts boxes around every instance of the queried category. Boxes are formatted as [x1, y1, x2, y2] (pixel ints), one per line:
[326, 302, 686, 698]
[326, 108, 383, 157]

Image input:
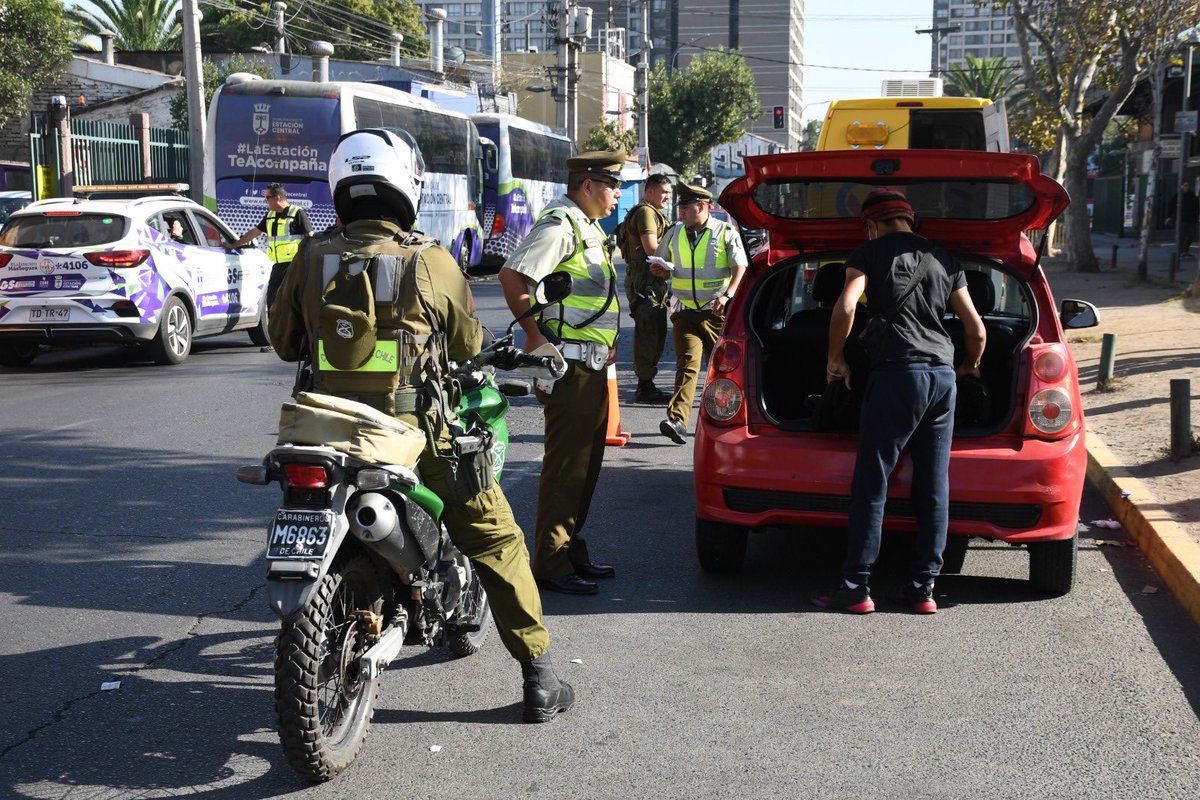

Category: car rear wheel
[695, 517, 748, 574]
[146, 297, 192, 365]
[941, 535, 970, 575]
[1028, 533, 1076, 596]
[0, 343, 39, 368]
[249, 289, 271, 346]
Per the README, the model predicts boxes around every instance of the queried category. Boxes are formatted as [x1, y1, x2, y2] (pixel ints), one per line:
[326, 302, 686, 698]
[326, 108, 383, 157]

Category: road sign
[1175, 111, 1198, 134]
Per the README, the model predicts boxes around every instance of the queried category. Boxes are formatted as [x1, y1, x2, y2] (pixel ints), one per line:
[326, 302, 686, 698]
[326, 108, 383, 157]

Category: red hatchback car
[694, 150, 1099, 596]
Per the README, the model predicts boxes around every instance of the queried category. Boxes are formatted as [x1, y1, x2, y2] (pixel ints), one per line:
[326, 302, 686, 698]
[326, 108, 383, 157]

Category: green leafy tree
[943, 54, 1023, 102]
[170, 55, 274, 130]
[0, 0, 78, 128]
[1004, 0, 1199, 272]
[69, 0, 181, 51]
[201, 0, 428, 62]
[580, 116, 637, 153]
[801, 118, 822, 151]
[647, 49, 758, 175]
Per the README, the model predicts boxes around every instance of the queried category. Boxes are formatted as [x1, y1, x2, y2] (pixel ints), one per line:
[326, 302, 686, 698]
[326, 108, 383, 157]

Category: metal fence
[30, 116, 189, 193]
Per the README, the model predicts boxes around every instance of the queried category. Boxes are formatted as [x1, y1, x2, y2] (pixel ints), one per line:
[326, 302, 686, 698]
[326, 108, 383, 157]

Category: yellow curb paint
[1085, 429, 1200, 628]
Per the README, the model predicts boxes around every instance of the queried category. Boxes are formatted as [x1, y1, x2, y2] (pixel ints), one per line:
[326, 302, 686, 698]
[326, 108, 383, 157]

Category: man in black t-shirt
[1166, 180, 1199, 258]
[814, 188, 986, 615]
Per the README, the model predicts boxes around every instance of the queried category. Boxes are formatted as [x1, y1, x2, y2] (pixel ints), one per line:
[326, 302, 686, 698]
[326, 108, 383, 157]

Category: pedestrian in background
[1166, 179, 1199, 258]
[620, 173, 673, 403]
[498, 151, 624, 596]
[230, 183, 314, 309]
[815, 188, 986, 615]
[655, 183, 747, 445]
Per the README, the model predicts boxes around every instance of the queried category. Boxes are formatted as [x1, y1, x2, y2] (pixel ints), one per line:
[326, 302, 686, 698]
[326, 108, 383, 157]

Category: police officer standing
[231, 182, 314, 308]
[269, 129, 574, 723]
[620, 173, 673, 403]
[498, 151, 624, 596]
[655, 183, 748, 444]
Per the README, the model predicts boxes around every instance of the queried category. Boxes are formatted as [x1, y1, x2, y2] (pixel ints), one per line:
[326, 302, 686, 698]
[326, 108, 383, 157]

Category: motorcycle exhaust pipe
[347, 491, 427, 576]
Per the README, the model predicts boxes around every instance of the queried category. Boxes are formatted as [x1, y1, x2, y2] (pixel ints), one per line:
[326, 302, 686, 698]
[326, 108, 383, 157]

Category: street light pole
[669, 32, 718, 72]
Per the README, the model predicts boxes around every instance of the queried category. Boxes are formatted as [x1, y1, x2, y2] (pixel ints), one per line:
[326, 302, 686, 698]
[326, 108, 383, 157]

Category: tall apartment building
[580, 0, 804, 150]
[930, 0, 1040, 75]
[411, 0, 804, 150]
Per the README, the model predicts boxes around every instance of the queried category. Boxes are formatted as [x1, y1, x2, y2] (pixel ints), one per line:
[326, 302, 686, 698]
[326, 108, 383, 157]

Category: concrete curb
[1085, 429, 1200, 627]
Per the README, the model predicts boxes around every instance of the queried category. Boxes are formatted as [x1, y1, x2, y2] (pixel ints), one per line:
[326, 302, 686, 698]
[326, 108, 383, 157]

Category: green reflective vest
[538, 202, 619, 347]
[669, 221, 732, 310]
[266, 206, 303, 265]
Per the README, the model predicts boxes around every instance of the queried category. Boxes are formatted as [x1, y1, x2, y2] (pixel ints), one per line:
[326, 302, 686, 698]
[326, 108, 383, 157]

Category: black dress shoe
[635, 380, 669, 404]
[537, 574, 598, 595]
[575, 561, 615, 579]
[660, 417, 687, 445]
[521, 653, 575, 723]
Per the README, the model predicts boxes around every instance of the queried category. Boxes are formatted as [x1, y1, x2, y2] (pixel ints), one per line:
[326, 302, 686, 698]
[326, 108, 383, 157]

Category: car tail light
[85, 249, 150, 268]
[1033, 350, 1066, 382]
[703, 378, 743, 422]
[712, 339, 743, 373]
[284, 464, 328, 489]
[491, 213, 506, 235]
[0, 254, 11, 268]
[702, 336, 748, 426]
[1029, 388, 1072, 434]
[1023, 343, 1078, 439]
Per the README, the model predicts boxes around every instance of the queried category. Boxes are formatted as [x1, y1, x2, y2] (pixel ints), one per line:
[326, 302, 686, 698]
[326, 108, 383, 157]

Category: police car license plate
[29, 307, 70, 322]
[267, 509, 333, 559]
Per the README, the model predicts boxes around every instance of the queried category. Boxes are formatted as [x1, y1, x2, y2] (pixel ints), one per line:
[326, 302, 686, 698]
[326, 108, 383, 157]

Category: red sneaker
[812, 585, 875, 614]
[899, 583, 938, 614]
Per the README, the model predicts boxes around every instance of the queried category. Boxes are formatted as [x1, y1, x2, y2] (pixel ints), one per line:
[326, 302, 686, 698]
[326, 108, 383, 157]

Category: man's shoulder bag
[855, 250, 933, 356]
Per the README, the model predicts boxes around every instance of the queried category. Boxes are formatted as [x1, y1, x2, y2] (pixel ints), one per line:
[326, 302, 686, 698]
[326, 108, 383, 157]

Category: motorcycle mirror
[510, 273, 574, 329]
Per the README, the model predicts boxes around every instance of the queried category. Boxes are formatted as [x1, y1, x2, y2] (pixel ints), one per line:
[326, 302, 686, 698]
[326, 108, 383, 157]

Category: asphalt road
[2, 275, 1199, 799]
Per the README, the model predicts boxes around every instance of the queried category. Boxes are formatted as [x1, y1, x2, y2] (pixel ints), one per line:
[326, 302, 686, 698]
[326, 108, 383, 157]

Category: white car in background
[0, 193, 273, 367]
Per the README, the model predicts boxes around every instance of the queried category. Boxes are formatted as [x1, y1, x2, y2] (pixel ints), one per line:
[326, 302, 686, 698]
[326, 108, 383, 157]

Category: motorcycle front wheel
[275, 554, 385, 782]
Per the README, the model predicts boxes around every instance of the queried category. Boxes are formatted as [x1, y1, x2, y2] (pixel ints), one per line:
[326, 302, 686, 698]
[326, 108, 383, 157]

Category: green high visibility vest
[537, 201, 619, 347]
[266, 206, 303, 265]
[669, 220, 732, 310]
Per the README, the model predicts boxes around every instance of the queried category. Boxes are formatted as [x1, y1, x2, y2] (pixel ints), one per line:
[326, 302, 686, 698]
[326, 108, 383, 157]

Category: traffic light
[772, 105, 785, 130]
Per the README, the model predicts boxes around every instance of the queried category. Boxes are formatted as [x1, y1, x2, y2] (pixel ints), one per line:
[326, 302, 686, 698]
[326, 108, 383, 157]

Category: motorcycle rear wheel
[275, 554, 385, 782]
[448, 561, 492, 657]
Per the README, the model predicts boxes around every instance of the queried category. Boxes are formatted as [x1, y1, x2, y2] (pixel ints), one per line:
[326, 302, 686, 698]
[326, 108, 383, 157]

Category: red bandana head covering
[860, 188, 914, 223]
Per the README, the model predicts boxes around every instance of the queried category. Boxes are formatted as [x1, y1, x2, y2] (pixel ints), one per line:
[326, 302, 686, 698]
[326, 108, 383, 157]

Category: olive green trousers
[630, 298, 668, 382]
[401, 410, 549, 661]
[532, 363, 609, 579]
[667, 308, 723, 427]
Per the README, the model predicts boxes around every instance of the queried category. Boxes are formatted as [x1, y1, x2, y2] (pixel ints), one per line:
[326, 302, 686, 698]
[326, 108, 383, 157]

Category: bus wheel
[457, 237, 472, 273]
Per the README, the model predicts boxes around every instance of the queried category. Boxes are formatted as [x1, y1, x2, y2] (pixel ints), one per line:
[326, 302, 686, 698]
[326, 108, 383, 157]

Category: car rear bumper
[694, 423, 1086, 543]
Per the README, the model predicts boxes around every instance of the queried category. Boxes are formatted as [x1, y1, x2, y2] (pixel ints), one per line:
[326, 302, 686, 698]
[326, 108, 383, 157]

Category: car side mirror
[1060, 298, 1099, 329]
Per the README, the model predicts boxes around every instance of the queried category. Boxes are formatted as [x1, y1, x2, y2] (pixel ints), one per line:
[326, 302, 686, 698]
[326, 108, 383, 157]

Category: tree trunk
[1043, 132, 1069, 258]
[1136, 65, 1167, 280]
[1063, 148, 1098, 272]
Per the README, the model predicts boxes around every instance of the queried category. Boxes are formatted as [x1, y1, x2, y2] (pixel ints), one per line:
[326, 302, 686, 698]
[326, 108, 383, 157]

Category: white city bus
[472, 113, 574, 266]
[204, 77, 486, 270]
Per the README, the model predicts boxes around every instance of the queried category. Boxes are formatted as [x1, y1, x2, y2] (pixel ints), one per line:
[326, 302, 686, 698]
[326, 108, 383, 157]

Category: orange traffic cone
[604, 363, 631, 446]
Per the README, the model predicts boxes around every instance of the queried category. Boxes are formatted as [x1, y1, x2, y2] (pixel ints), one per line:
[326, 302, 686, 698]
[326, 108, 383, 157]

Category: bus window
[909, 109, 987, 150]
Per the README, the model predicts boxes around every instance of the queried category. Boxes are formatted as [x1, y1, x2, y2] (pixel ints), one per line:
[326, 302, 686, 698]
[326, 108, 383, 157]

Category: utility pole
[637, 0, 649, 166]
[180, 0, 206, 204]
[1173, 40, 1196, 283]
[915, 23, 959, 78]
[273, 2, 290, 75]
[47, 96, 72, 198]
[555, 0, 569, 135]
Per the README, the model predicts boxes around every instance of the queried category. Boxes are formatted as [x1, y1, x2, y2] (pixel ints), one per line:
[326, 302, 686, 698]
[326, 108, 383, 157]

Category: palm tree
[70, 0, 182, 51]
[943, 54, 1023, 103]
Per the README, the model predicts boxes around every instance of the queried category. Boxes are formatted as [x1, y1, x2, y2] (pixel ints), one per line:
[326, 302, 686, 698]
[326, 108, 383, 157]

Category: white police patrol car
[0, 186, 273, 366]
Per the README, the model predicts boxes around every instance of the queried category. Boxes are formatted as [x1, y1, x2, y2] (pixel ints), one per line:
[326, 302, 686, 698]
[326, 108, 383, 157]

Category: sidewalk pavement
[1046, 232, 1200, 625]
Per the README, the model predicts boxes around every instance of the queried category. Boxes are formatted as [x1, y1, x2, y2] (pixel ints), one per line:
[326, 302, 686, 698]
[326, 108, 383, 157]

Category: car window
[188, 210, 232, 248]
[159, 211, 199, 246]
[956, 261, 1031, 320]
[751, 180, 1037, 221]
[0, 213, 129, 248]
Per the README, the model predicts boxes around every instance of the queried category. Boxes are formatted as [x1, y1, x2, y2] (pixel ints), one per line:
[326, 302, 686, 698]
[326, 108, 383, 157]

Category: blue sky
[800, 0, 934, 122]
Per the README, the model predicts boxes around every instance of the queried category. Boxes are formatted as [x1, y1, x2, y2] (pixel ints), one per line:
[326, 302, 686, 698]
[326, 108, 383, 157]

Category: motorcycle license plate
[267, 509, 333, 560]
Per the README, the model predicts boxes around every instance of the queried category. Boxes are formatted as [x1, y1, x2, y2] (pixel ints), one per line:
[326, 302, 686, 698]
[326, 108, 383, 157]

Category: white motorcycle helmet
[328, 127, 425, 228]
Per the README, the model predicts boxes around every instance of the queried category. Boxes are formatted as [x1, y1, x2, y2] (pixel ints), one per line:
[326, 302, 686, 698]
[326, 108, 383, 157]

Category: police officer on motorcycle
[267, 128, 575, 723]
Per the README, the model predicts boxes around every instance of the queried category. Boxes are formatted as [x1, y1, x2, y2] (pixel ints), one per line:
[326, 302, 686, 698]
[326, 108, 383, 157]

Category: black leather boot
[521, 653, 575, 723]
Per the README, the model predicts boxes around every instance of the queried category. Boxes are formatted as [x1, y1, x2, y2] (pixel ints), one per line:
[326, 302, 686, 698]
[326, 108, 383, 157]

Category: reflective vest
[670, 221, 732, 310]
[538, 202, 619, 347]
[266, 206, 303, 265]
